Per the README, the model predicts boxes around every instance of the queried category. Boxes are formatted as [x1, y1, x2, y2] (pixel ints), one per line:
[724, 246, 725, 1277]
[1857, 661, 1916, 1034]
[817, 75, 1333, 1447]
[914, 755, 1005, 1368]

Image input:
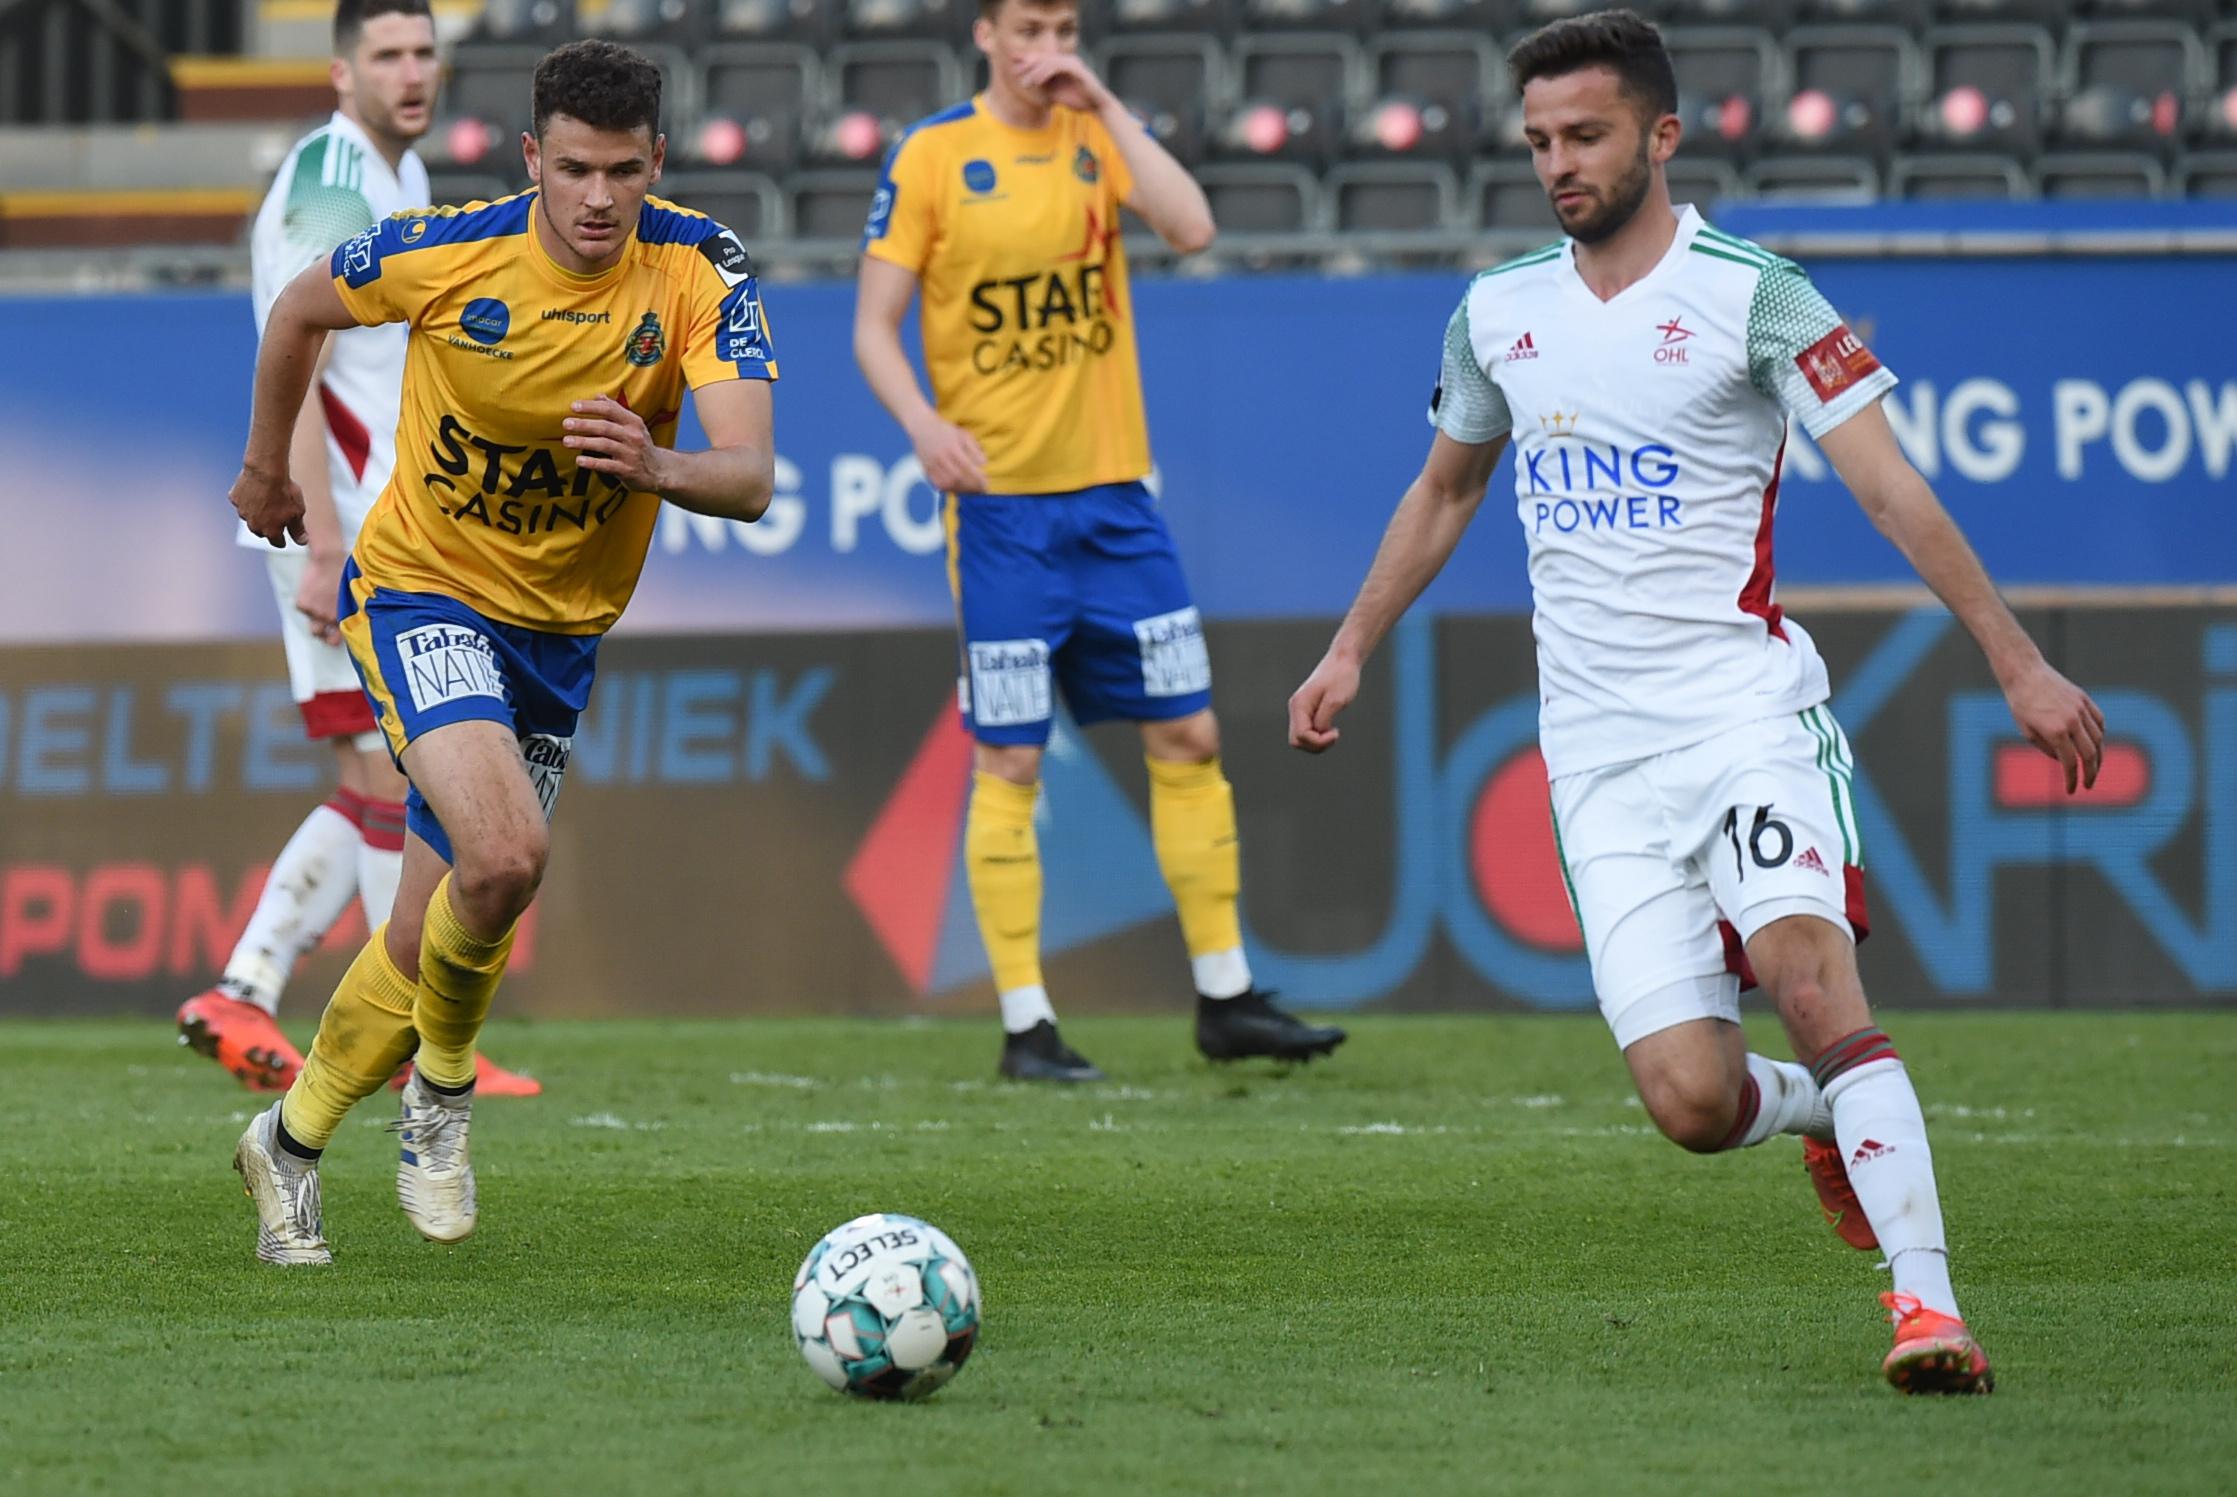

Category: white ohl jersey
[1431, 205, 1896, 779]
[243, 111, 430, 552]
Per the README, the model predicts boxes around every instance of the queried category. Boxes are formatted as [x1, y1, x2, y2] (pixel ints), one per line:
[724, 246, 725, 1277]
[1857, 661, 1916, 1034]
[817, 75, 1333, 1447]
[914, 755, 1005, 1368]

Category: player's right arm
[853, 129, 988, 494]
[1291, 296, 1512, 753]
[231, 264, 362, 547]
[1289, 431, 1506, 753]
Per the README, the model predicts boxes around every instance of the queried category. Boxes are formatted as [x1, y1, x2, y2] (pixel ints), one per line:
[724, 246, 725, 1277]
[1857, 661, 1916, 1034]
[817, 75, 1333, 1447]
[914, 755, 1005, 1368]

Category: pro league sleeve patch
[1795, 325, 1882, 403]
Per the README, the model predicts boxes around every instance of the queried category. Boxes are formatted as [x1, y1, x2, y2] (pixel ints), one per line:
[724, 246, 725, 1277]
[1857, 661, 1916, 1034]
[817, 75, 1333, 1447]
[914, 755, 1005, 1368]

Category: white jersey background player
[1289, 9, 2102, 1397]
[180, 1, 539, 1100]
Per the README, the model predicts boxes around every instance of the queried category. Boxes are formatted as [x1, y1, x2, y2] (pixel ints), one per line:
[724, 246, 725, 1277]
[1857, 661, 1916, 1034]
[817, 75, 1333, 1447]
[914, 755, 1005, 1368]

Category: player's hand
[908, 415, 989, 495]
[2003, 658, 2106, 795]
[565, 394, 671, 493]
[231, 464, 307, 549]
[1288, 651, 1361, 754]
[1013, 52, 1114, 114]
[295, 551, 345, 646]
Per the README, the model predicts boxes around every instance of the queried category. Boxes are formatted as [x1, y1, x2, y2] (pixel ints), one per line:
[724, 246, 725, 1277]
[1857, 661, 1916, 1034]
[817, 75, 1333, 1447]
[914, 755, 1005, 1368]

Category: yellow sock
[965, 770, 1043, 995]
[279, 927, 420, 1150]
[415, 872, 516, 1090]
[1147, 754, 1246, 987]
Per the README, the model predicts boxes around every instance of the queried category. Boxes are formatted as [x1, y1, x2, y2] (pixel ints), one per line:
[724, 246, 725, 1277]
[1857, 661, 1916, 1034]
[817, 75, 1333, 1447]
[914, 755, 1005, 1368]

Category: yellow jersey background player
[854, 0, 1345, 1081]
[224, 40, 777, 1264]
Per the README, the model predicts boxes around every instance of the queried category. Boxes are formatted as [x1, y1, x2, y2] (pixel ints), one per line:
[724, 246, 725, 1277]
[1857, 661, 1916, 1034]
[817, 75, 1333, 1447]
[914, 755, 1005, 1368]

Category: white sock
[357, 844, 402, 929]
[998, 985, 1057, 1034]
[1192, 948, 1251, 1000]
[1824, 1057, 1960, 1318]
[221, 801, 361, 1014]
[1739, 1054, 1833, 1147]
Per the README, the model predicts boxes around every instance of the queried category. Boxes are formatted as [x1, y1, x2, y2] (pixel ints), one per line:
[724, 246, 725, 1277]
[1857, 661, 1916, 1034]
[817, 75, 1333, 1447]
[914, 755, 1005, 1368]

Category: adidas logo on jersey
[1505, 332, 1539, 362]
[1795, 846, 1830, 876]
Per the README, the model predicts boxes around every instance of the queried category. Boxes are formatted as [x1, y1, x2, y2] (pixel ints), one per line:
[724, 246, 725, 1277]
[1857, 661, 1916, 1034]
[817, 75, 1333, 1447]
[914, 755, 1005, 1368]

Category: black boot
[1195, 990, 1347, 1063]
[998, 1020, 1106, 1082]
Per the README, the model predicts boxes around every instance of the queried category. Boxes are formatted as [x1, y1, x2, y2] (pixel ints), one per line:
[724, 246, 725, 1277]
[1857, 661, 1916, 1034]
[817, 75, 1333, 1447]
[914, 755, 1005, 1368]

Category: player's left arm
[1819, 404, 2106, 793]
[565, 380, 773, 523]
[1016, 53, 1214, 255]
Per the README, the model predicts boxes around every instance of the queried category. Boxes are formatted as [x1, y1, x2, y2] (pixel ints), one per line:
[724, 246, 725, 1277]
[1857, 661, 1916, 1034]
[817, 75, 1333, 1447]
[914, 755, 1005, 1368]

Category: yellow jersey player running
[225, 40, 777, 1264]
[855, 0, 1345, 1081]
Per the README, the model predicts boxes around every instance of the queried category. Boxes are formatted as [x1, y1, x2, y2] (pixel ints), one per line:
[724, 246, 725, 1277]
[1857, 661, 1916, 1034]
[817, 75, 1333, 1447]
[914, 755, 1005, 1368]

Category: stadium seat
[2082, 0, 2215, 22]
[581, 0, 700, 44]
[2058, 23, 2205, 152]
[1666, 155, 1745, 209]
[786, 168, 881, 241]
[1193, 161, 1319, 231]
[658, 169, 786, 238]
[1744, 154, 1881, 198]
[1233, 33, 1365, 111]
[1931, 0, 2066, 25]
[1921, 27, 2055, 159]
[433, 47, 545, 165]
[1367, 30, 1497, 120]
[827, 41, 963, 140]
[1889, 151, 2032, 195]
[1514, 0, 1667, 25]
[1795, 0, 1931, 27]
[1472, 159, 1559, 231]
[840, 0, 974, 43]
[2173, 148, 2237, 192]
[2183, 22, 2237, 141]
[1098, 33, 1229, 116]
[2034, 151, 2167, 196]
[1325, 160, 1459, 231]
[471, 0, 578, 44]
[1375, 0, 1510, 33]
[713, 0, 833, 46]
[696, 44, 819, 175]
[1241, 0, 1375, 35]
[1213, 98, 1340, 167]
[1780, 27, 1920, 159]
[425, 171, 520, 208]
[1685, 0, 1797, 28]
[1664, 27, 1782, 161]
[1108, 0, 1237, 36]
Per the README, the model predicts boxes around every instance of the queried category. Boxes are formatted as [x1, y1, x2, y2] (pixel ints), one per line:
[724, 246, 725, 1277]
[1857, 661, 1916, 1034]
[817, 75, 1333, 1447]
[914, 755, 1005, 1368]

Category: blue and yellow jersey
[863, 98, 1147, 495]
[330, 190, 777, 634]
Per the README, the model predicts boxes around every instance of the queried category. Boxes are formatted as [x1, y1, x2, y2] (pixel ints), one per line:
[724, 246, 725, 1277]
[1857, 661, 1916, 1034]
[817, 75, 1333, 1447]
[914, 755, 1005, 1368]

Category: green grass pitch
[2, 1013, 2232, 1496]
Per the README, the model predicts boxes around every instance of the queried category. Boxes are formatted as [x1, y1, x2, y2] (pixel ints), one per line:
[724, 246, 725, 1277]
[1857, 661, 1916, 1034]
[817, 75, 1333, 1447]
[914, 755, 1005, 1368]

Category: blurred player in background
[176, 0, 536, 1099]
[225, 39, 778, 1263]
[854, 0, 1346, 1082]
[1290, 10, 2104, 1394]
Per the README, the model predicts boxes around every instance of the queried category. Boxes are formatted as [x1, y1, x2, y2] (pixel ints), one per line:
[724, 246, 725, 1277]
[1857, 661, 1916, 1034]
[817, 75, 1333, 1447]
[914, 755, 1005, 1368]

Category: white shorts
[263, 548, 383, 749]
[1548, 708, 1868, 1051]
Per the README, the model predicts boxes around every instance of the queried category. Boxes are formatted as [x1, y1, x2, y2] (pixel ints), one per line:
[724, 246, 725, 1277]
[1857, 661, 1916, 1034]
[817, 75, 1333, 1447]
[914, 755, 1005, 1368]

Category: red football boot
[1803, 1136, 1879, 1251]
[390, 1055, 542, 1097]
[177, 990, 304, 1093]
[1881, 1292, 1995, 1395]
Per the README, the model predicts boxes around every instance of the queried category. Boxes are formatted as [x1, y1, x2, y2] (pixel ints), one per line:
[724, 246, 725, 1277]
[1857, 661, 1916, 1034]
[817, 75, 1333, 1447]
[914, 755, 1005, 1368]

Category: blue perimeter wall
[2, 248, 2230, 643]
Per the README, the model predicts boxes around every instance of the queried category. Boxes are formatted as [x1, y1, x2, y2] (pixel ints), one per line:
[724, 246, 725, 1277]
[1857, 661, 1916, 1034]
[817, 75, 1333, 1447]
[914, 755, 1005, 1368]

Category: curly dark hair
[1506, 8, 1677, 121]
[532, 39, 664, 140]
[333, 0, 432, 55]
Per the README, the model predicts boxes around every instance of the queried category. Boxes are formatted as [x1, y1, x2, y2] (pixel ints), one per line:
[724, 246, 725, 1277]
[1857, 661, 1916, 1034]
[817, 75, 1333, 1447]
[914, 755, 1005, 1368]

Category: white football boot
[394, 1072, 477, 1243]
[233, 1102, 332, 1266]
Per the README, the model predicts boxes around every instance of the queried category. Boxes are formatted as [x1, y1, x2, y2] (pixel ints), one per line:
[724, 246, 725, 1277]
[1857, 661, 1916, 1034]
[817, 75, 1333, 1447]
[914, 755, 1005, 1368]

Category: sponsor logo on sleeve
[1796, 324, 1882, 403]
[864, 183, 895, 242]
[696, 228, 756, 287]
[336, 226, 379, 284]
[717, 287, 770, 365]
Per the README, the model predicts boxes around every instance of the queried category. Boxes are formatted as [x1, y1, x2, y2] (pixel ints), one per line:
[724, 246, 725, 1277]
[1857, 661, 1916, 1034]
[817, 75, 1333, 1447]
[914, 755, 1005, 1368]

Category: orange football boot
[176, 990, 304, 1093]
[390, 1056, 543, 1097]
[1803, 1136, 1879, 1250]
[1881, 1292, 1995, 1395]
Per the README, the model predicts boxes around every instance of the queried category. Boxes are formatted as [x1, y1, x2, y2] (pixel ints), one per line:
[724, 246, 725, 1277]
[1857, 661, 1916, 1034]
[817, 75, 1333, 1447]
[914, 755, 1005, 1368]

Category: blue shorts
[946, 481, 1212, 746]
[337, 559, 597, 864]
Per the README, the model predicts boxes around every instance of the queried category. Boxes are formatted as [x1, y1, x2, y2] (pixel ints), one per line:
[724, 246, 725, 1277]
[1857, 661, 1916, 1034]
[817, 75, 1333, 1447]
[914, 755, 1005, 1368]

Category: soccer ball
[790, 1213, 980, 1401]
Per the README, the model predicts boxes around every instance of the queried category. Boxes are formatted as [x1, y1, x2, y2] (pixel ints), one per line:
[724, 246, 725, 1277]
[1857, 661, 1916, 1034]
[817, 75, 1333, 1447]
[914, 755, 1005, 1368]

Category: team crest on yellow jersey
[625, 310, 665, 367]
[1073, 145, 1099, 184]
